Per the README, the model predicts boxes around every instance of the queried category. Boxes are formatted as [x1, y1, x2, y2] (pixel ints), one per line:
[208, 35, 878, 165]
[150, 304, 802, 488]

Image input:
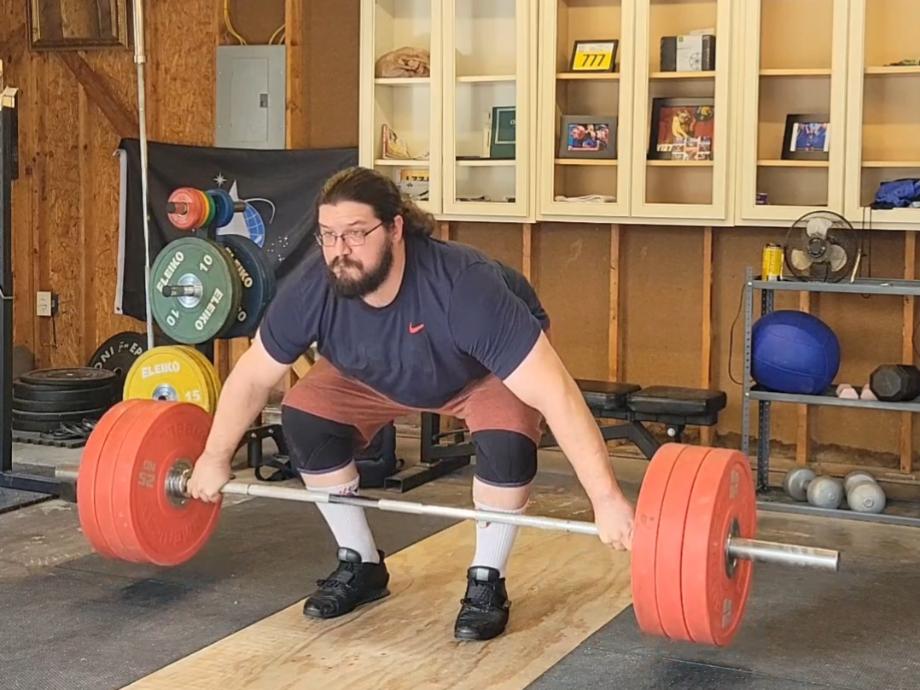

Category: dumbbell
[869, 364, 920, 402]
[783, 468, 843, 509]
[844, 471, 886, 514]
[783, 467, 815, 501]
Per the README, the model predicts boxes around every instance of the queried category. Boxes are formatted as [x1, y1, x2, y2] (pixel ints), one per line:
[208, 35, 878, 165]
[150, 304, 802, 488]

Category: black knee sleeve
[472, 430, 537, 486]
[281, 406, 357, 475]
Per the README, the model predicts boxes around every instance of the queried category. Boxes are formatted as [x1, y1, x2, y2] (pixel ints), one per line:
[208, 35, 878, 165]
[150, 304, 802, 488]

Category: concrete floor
[2, 433, 919, 689]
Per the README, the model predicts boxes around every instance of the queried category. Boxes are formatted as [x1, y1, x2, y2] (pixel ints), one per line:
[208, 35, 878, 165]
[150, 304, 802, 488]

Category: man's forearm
[542, 376, 626, 504]
[203, 370, 276, 463]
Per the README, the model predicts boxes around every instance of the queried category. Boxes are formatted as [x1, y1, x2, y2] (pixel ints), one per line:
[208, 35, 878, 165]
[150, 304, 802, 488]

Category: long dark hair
[318, 166, 435, 237]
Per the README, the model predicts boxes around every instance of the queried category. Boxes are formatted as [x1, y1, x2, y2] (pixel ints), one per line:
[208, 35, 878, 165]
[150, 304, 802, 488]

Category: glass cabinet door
[630, 0, 733, 223]
[537, 0, 636, 222]
[844, 0, 920, 229]
[736, 0, 848, 226]
[360, 0, 442, 215]
[441, 0, 534, 220]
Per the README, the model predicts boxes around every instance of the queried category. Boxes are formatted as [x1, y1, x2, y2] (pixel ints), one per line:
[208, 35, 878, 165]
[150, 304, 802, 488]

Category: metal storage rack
[741, 267, 920, 502]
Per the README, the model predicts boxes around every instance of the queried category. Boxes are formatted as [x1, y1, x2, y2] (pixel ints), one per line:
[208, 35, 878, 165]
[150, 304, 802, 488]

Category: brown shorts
[281, 358, 544, 485]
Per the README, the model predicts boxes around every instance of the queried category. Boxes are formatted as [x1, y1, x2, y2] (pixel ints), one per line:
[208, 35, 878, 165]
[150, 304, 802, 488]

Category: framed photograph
[648, 98, 715, 160]
[489, 106, 516, 159]
[569, 40, 619, 73]
[27, 0, 133, 51]
[782, 114, 830, 161]
[558, 115, 617, 159]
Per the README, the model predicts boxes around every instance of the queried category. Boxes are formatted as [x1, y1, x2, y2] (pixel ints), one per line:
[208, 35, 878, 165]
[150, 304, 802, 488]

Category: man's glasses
[315, 221, 385, 247]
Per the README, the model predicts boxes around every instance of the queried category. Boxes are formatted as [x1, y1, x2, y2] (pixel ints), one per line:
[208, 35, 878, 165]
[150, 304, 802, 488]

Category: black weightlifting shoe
[454, 566, 510, 641]
[303, 547, 390, 619]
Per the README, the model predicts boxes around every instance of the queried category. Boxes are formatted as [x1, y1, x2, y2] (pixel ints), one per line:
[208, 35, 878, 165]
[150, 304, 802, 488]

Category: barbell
[71, 398, 840, 648]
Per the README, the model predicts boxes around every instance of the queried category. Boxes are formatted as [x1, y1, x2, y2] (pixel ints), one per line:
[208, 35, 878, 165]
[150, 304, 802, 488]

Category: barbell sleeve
[209, 480, 840, 572]
[162, 284, 202, 298]
[725, 537, 839, 571]
[166, 199, 247, 214]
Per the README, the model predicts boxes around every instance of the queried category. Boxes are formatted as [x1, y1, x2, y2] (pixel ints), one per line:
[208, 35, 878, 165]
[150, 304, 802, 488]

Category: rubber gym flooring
[2, 438, 919, 690]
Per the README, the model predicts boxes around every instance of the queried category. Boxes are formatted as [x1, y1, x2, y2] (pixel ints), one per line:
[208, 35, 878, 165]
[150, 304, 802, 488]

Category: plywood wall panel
[35, 54, 83, 367]
[225, 1, 287, 45]
[620, 226, 703, 388]
[452, 222, 524, 271]
[302, 0, 360, 148]
[83, 90, 140, 356]
[534, 223, 609, 379]
[145, 1, 218, 146]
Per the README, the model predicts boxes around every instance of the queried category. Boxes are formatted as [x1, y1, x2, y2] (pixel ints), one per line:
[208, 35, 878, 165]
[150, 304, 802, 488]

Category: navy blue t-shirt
[259, 236, 548, 408]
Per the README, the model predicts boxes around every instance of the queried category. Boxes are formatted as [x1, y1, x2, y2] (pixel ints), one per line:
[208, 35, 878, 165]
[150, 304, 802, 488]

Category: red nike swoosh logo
[408, 323, 425, 334]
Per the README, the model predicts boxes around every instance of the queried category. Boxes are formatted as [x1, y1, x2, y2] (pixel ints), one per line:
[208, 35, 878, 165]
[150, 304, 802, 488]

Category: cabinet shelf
[864, 66, 920, 75]
[759, 68, 832, 77]
[748, 389, 920, 414]
[456, 159, 516, 167]
[555, 72, 620, 81]
[374, 77, 431, 85]
[650, 71, 715, 80]
[750, 277, 920, 296]
[456, 75, 516, 83]
[554, 159, 618, 166]
[646, 160, 714, 167]
[862, 161, 920, 169]
[757, 159, 829, 168]
[374, 159, 430, 167]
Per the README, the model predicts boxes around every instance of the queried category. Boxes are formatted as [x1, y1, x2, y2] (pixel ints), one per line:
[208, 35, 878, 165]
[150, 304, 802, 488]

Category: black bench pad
[576, 379, 641, 411]
[577, 381, 727, 428]
[627, 386, 727, 416]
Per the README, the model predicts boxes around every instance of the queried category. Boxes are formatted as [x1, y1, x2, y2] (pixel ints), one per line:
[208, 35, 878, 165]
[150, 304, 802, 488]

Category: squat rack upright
[0, 70, 66, 498]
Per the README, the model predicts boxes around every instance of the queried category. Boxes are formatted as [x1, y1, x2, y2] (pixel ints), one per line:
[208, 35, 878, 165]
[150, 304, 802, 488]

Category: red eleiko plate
[681, 448, 757, 646]
[111, 400, 218, 566]
[632, 443, 692, 637]
[99, 401, 168, 563]
[655, 445, 713, 642]
[77, 399, 145, 559]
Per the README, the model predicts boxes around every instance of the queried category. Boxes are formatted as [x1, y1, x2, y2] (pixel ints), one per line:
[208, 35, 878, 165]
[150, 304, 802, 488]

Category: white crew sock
[302, 474, 380, 564]
[471, 502, 525, 577]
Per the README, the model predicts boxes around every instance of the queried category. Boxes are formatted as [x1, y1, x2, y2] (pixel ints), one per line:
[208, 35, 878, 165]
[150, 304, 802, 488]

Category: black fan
[783, 210, 862, 283]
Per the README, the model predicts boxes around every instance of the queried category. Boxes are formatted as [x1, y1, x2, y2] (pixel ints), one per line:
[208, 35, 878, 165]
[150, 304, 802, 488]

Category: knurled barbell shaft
[202, 478, 840, 572]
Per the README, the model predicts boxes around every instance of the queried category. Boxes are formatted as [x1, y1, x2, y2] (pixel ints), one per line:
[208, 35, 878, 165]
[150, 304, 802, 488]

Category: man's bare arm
[200, 332, 293, 464]
[502, 331, 626, 505]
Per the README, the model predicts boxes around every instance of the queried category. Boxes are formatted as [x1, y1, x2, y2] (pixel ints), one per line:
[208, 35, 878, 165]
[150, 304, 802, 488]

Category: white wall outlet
[36, 291, 52, 317]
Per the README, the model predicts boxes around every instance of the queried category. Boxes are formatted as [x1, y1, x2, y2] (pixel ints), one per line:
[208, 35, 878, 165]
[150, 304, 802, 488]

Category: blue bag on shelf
[870, 178, 920, 209]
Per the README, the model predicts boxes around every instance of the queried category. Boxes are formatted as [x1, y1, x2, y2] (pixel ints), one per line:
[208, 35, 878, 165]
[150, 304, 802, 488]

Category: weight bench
[567, 380, 727, 459]
[402, 380, 727, 492]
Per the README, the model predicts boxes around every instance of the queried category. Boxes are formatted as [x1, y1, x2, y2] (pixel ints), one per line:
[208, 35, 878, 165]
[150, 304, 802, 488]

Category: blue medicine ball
[751, 310, 840, 395]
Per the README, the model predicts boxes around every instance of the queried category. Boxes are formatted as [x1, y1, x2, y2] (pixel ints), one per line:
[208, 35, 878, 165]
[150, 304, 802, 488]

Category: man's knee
[281, 406, 356, 474]
[471, 430, 537, 486]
